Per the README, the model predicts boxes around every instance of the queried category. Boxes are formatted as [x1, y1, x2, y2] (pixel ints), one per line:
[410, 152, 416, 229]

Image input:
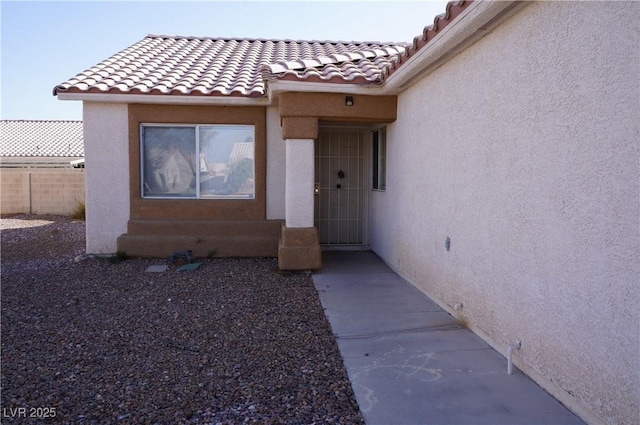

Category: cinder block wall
[0, 171, 30, 215]
[1, 169, 85, 216]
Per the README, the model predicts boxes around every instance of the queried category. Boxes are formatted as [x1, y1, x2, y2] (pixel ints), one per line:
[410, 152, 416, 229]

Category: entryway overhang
[279, 91, 397, 141]
[276, 91, 396, 270]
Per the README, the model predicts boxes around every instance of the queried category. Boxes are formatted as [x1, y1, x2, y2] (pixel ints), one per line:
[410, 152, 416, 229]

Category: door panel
[315, 128, 366, 245]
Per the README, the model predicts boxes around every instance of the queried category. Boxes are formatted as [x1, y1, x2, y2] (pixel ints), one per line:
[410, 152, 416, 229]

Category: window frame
[140, 123, 256, 200]
[372, 126, 387, 191]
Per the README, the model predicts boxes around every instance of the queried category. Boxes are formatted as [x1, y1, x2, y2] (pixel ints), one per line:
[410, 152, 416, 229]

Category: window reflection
[141, 124, 255, 199]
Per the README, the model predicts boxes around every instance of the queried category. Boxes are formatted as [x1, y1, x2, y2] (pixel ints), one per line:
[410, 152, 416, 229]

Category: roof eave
[56, 92, 271, 106]
[267, 80, 388, 102]
[266, 2, 524, 99]
[382, 0, 526, 93]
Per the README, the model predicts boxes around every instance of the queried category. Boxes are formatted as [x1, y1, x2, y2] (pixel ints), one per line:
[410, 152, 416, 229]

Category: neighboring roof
[53, 37, 408, 98]
[0, 120, 84, 157]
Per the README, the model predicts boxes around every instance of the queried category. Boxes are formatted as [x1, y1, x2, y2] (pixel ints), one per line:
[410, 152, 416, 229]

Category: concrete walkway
[313, 251, 585, 425]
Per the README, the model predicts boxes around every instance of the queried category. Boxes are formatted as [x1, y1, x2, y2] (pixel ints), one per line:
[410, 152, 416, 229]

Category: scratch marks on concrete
[350, 347, 442, 412]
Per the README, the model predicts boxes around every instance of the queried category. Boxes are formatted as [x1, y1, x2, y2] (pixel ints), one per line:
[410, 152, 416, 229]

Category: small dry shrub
[71, 201, 86, 220]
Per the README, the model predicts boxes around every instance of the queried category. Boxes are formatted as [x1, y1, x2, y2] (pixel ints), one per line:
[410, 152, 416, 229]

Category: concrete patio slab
[320, 310, 461, 339]
[313, 251, 585, 425]
[315, 250, 394, 274]
[314, 272, 443, 313]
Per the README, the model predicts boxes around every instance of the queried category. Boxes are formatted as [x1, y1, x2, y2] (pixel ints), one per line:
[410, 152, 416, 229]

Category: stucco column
[285, 138, 314, 227]
[84, 102, 130, 254]
[278, 136, 321, 270]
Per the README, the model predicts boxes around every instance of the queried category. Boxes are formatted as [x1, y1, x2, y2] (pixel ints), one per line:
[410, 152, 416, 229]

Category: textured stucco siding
[266, 106, 286, 220]
[285, 138, 315, 228]
[83, 102, 129, 254]
[370, 2, 639, 425]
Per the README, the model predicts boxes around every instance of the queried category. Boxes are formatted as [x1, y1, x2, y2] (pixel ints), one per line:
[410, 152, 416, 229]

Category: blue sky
[1, 0, 449, 121]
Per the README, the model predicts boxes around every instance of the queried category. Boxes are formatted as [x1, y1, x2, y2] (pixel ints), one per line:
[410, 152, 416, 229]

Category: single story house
[54, 1, 639, 425]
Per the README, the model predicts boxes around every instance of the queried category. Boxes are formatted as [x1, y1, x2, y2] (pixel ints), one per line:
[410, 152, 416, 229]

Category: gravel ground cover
[1, 214, 364, 424]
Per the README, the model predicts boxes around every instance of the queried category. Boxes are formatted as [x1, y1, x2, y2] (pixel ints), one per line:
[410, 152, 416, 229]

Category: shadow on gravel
[1, 215, 364, 424]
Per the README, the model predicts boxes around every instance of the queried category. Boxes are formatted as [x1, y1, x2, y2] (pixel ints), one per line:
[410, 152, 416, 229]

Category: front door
[314, 127, 366, 246]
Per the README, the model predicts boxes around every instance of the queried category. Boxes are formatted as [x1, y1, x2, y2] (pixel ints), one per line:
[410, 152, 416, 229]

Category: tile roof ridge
[411, 0, 470, 48]
[381, 0, 473, 82]
[144, 34, 408, 46]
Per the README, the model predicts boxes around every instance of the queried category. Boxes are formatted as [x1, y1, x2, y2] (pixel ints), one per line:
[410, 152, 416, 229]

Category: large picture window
[141, 124, 255, 199]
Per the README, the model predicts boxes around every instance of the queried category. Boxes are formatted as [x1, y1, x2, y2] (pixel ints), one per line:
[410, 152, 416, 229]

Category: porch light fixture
[345, 96, 354, 106]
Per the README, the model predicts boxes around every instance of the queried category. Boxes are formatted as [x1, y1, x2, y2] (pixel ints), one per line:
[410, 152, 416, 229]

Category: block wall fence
[1, 169, 85, 216]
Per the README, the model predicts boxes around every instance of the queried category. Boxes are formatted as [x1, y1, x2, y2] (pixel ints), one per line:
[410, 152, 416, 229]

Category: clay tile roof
[1, 120, 84, 157]
[381, 0, 474, 81]
[261, 45, 406, 84]
[54, 36, 409, 98]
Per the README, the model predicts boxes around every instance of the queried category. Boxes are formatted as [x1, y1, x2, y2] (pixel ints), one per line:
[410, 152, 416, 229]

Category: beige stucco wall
[266, 106, 286, 220]
[370, 2, 639, 425]
[83, 102, 129, 254]
[0, 169, 85, 215]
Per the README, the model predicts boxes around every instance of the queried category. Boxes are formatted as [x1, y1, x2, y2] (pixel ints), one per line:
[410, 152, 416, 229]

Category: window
[372, 127, 386, 191]
[141, 124, 255, 199]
